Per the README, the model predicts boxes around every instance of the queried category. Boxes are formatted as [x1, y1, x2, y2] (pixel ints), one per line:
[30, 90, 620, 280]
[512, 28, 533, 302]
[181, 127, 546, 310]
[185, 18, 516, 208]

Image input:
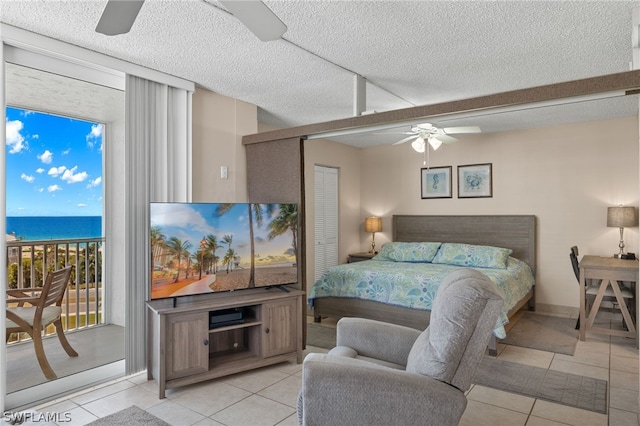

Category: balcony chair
[6, 265, 78, 380]
[297, 268, 504, 426]
[570, 246, 633, 330]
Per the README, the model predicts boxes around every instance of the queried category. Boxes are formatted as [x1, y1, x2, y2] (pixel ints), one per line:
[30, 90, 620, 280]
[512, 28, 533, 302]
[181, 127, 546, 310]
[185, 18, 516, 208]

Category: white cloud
[20, 173, 35, 183]
[36, 168, 44, 174]
[87, 176, 102, 189]
[90, 124, 102, 138]
[61, 166, 88, 183]
[6, 118, 27, 153]
[77, 203, 87, 207]
[62, 148, 71, 155]
[47, 184, 62, 192]
[86, 124, 103, 149]
[150, 204, 215, 236]
[48, 166, 67, 177]
[38, 150, 53, 164]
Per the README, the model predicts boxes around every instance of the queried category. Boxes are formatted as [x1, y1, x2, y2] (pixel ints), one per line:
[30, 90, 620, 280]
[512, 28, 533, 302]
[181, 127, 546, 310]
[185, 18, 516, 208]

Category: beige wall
[192, 87, 256, 202]
[303, 138, 362, 290]
[218, 101, 636, 313]
[359, 115, 639, 312]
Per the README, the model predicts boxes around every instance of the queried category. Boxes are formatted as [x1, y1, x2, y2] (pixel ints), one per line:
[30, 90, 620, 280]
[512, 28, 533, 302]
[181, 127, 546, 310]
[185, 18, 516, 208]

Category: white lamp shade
[607, 206, 638, 228]
[411, 137, 425, 153]
[365, 216, 382, 233]
[428, 137, 442, 151]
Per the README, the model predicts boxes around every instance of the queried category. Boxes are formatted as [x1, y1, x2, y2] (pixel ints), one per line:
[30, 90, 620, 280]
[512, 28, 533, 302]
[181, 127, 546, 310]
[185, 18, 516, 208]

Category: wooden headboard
[392, 215, 536, 273]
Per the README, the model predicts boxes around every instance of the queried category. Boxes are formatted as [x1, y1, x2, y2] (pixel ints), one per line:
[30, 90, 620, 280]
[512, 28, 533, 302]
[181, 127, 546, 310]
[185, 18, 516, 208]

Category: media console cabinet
[146, 288, 304, 398]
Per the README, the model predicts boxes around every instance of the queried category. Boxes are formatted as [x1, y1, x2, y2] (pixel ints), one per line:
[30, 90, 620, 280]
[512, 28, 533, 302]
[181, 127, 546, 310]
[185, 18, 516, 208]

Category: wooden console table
[579, 255, 638, 347]
[147, 288, 304, 398]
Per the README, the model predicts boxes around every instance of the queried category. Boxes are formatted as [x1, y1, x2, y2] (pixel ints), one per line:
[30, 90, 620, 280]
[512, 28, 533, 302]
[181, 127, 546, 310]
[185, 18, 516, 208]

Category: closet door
[314, 166, 338, 281]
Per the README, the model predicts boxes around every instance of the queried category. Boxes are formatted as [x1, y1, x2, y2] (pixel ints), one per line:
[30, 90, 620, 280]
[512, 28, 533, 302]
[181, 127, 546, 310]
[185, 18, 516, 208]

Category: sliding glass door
[1, 24, 194, 411]
[3, 46, 126, 410]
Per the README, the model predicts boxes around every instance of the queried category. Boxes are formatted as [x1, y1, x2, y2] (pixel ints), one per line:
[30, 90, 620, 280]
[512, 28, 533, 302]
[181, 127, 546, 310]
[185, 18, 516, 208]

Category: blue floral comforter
[308, 257, 535, 338]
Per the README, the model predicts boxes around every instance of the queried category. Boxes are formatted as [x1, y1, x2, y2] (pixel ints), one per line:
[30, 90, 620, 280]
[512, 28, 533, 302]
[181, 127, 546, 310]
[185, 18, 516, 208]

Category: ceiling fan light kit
[394, 122, 480, 153]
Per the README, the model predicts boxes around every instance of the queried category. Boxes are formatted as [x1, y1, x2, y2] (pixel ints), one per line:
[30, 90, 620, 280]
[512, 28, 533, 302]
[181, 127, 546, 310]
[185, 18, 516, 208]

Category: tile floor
[18, 312, 640, 425]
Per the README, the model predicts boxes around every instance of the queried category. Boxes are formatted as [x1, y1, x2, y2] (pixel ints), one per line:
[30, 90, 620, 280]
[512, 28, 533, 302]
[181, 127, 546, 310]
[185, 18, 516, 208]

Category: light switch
[221, 166, 228, 179]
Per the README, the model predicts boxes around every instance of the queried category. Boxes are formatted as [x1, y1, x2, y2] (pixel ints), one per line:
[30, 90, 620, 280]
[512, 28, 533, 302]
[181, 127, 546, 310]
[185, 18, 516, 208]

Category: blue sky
[5, 106, 103, 216]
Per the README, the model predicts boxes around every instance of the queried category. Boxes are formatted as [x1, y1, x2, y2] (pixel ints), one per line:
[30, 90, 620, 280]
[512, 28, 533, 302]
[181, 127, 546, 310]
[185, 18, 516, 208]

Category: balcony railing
[6, 237, 105, 343]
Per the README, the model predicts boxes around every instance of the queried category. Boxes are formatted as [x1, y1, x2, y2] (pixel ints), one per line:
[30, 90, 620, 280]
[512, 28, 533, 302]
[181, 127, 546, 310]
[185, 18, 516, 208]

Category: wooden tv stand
[146, 288, 304, 398]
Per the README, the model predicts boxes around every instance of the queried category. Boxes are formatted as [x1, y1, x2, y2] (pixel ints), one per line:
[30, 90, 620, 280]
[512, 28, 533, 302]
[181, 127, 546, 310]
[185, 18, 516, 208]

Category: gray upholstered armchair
[297, 268, 504, 426]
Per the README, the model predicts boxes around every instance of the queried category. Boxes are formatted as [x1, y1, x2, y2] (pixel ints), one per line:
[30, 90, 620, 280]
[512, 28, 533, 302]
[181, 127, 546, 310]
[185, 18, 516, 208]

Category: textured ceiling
[1, 0, 639, 147]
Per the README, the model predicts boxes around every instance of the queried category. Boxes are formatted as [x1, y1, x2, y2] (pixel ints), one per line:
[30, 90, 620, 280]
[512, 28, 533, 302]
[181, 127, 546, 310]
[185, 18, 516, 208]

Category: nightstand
[347, 252, 376, 263]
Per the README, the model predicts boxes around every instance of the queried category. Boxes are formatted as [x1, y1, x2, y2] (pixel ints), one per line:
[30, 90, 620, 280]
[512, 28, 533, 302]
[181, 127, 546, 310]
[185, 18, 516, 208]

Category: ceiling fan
[392, 123, 481, 153]
[95, 0, 287, 41]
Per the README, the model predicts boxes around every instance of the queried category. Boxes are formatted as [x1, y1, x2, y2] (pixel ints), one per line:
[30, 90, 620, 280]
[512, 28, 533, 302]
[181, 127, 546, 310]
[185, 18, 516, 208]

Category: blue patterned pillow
[374, 242, 442, 263]
[431, 243, 513, 269]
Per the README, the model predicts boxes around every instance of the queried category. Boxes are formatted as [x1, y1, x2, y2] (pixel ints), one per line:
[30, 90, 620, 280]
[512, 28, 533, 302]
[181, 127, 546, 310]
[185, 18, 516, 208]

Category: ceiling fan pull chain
[424, 145, 429, 168]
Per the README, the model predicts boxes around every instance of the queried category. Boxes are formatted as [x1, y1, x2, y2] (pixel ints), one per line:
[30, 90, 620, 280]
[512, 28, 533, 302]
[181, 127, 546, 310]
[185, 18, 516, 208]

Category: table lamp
[365, 216, 382, 254]
[607, 205, 638, 258]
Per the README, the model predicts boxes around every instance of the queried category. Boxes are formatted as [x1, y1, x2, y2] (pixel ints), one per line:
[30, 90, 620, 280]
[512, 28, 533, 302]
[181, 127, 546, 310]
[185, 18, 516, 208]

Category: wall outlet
[221, 166, 228, 179]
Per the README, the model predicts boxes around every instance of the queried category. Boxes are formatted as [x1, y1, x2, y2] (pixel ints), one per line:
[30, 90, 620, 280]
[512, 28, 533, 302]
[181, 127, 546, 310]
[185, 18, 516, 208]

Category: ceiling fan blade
[95, 0, 145, 36]
[219, 0, 287, 41]
[442, 126, 481, 134]
[433, 134, 458, 144]
[392, 135, 418, 145]
[372, 129, 414, 135]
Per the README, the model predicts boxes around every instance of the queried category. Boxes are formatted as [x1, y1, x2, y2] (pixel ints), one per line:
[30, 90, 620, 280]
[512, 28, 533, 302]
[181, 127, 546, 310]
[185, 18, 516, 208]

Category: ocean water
[6, 216, 102, 241]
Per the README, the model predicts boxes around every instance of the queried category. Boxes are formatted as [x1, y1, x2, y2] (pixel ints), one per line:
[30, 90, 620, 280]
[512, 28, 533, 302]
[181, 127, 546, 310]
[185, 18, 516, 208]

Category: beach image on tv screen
[150, 202, 298, 300]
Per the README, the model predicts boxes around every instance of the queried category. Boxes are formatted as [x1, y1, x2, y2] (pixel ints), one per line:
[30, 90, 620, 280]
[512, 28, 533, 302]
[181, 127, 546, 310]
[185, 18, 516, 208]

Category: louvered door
[314, 166, 339, 281]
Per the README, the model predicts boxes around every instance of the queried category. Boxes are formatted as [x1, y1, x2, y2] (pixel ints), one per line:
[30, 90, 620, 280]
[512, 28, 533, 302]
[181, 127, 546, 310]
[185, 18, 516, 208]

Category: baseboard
[535, 303, 578, 318]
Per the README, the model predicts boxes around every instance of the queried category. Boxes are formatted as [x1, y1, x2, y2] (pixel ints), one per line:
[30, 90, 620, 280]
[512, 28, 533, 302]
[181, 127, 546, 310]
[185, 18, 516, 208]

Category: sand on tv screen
[150, 202, 298, 300]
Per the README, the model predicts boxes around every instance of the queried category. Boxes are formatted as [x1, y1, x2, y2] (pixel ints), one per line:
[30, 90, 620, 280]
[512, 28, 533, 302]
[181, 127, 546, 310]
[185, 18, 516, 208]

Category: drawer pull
[203, 339, 209, 346]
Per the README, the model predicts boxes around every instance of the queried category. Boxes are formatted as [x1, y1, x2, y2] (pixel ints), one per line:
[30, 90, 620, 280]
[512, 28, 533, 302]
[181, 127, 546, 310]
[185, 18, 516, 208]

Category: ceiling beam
[242, 69, 640, 145]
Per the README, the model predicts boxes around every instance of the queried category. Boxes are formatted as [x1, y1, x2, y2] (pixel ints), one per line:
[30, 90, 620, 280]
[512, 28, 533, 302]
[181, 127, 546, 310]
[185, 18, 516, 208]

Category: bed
[309, 215, 536, 355]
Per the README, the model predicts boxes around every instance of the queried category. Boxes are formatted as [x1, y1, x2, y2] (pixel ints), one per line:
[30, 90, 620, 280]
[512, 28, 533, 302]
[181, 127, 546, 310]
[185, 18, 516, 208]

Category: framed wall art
[458, 163, 492, 198]
[421, 166, 452, 199]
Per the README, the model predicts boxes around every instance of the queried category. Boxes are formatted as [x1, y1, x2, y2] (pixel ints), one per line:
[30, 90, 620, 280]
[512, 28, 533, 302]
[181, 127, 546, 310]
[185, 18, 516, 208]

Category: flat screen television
[150, 202, 298, 301]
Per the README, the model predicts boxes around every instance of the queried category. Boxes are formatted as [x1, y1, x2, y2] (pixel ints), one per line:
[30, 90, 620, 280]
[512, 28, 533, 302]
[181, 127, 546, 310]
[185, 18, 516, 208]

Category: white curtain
[124, 75, 192, 374]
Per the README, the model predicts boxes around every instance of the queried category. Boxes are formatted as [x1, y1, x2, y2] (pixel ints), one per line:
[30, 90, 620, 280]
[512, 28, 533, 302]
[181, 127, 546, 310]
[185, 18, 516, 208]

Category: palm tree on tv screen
[215, 203, 274, 286]
[222, 234, 234, 273]
[246, 203, 275, 287]
[205, 235, 220, 273]
[150, 226, 166, 271]
[223, 247, 237, 274]
[267, 204, 298, 265]
[166, 237, 192, 283]
[215, 203, 298, 287]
